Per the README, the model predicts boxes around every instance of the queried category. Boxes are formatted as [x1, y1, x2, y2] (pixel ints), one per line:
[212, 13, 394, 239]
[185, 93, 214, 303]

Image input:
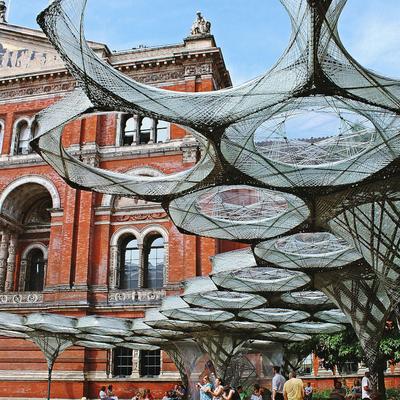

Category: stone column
[109, 245, 119, 290]
[0, 231, 10, 291]
[18, 259, 28, 291]
[133, 115, 141, 146]
[149, 119, 157, 144]
[5, 234, 17, 292]
[131, 349, 140, 378]
[138, 243, 145, 288]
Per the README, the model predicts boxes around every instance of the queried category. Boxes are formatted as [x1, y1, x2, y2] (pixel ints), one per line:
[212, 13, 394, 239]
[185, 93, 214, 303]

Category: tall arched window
[119, 236, 139, 289]
[143, 235, 165, 289]
[25, 249, 45, 291]
[15, 119, 31, 155]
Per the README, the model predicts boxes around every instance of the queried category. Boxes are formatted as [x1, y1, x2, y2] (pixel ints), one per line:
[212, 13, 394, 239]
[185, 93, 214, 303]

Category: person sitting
[251, 384, 263, 400]
[106, 385, 118, 400]
[162, 391, 173, 400]
[144, 389, 154, 400]
[304, 383, 313, 400]
[223, 385, 241, 400]
[99, 386, 108, 400]
[348, 379, 361, 400]
[329, 381, 346, 400]
[174, 383, 186, 399]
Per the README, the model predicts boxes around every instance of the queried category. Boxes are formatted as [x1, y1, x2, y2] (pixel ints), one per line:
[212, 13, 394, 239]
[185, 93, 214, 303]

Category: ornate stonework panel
[108, 289, 166, 304]
[0, 291, 43, 304]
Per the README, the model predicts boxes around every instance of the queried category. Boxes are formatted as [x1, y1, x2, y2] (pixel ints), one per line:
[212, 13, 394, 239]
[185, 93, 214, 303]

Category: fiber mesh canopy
[29, 0, 400, 387]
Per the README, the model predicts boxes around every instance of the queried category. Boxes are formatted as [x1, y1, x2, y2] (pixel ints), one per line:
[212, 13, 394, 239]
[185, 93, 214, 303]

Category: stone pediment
[0, 39, 64, 77]
[0, 25, 65, 78]
[0, 23, 109, 79]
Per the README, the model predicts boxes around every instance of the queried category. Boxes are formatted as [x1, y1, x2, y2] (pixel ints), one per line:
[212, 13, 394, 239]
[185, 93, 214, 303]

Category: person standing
[361, 372, 371, 400]
[283, 371, 304, 400]
[197, 376, 213, 400]
[272, 366, 286, 400]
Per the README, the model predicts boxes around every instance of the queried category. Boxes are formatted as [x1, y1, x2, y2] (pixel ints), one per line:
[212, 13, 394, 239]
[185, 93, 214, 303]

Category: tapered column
[149, 119, 157, 144]
[5, 234, 18, 292]
[133, 115, 141, 145]
[0, 231, 10, 291]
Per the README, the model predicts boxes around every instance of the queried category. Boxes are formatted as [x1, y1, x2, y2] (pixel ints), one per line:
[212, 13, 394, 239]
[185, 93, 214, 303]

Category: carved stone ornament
[190, 12, 211, 36]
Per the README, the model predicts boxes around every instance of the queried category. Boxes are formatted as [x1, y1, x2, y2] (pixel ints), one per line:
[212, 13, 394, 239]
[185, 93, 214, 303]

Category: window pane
[140, 117, 152, 144]
[156, 120, 169, 143]
[113, 347, 133, 377]
[17, 121, 30, 155]
[145, 236, 164, 289]
[140, 350, 160, 377]
[123, 116, 136, 146]
[120, 238, 139, 289]
[25, 249, 45, 292]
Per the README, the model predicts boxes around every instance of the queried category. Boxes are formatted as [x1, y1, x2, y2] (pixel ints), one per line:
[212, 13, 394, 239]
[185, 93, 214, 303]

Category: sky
[5, 0, 400, 86]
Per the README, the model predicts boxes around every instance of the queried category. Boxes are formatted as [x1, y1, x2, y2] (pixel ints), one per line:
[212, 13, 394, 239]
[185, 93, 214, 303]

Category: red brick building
[0, 10, 239, 399]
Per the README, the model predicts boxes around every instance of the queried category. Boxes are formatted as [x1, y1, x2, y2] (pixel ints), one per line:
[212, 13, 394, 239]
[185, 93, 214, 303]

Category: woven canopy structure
[25, 0, 400, 393]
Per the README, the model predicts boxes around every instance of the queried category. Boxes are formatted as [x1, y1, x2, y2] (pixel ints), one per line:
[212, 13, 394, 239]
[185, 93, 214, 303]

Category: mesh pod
[182, 276, 267, 309]
[239, 308, 310, 323]
[211, 247, 257, 274]
[168, 185, 310, 241]
[255, 232, 361, 270]
[32, 89, 217, 202]
[212, 267, 310, 293]
[281, 322, 346, 334]
[221, 98, 400, 189]
[25, 313, 78, 335]
[0, 312, 32, 332]
[280, 291, 334, 309]
[314, 309, 350, 324]
[76, 315, 131, 336]
[144, 308, 208, 333]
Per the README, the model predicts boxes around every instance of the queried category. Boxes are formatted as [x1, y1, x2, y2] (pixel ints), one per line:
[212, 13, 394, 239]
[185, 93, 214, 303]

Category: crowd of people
[95, 369, 373, 400]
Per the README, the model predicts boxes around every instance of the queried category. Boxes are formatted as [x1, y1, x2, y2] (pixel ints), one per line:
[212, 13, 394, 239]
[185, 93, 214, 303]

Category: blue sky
[5, 0, 400, 85]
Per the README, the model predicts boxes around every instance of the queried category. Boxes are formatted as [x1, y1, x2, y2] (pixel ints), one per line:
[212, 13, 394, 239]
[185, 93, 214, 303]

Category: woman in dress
[210, 377, 224, 400]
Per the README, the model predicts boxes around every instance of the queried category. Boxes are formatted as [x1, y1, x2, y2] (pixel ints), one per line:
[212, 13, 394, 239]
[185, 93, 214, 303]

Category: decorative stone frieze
[108, 289, 166, 304]
[0, 291, 43, 304]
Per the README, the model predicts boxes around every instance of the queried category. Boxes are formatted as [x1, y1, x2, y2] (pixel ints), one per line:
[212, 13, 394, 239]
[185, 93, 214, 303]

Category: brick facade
[0, 19, 242, 399]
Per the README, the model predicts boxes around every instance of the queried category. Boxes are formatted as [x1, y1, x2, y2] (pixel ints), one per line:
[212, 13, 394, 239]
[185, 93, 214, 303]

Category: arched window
[15, 119, 31, 155]
[119, 236, 139, 289]
[140, 117, 153, 144]
[143, 235, 165, 289]
[0, 120, 4, 154]
[31, 120, 40, 138]
[25, 249, 45, 291]
[122, 115, 136, 146]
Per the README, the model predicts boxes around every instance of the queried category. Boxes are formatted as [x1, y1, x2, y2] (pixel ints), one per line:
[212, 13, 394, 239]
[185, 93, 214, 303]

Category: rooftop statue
[190, 11, 211, 36]
[0, 1, 7, 23]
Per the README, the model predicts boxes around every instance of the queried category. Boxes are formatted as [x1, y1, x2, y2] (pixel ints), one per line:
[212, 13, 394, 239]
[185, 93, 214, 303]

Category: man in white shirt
[272, 366, 286, 400]
[361, 371, 371, 400]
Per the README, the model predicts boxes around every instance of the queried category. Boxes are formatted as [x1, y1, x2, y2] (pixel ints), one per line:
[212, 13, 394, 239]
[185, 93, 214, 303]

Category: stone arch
[21, 242, 48, 261]
[0, 175, 61, 214]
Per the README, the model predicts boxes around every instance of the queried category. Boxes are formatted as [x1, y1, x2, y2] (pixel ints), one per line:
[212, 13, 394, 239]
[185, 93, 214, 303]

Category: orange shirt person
[283, 371, 304, 400]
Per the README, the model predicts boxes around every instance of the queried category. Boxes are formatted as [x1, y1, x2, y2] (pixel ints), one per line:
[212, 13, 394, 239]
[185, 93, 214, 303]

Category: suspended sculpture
[27, 0, 400, 395]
